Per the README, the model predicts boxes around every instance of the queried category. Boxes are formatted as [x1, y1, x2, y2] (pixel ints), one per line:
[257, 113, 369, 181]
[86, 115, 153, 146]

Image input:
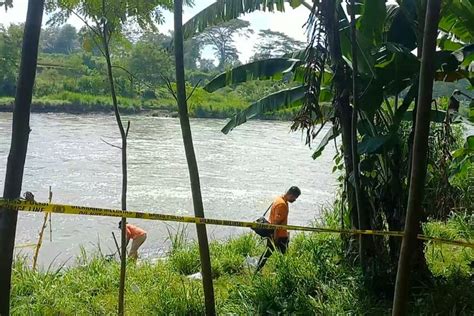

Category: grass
[423, 212, 473, 277]
[10, 212, 473, 315]
[0, 88, 298, 120]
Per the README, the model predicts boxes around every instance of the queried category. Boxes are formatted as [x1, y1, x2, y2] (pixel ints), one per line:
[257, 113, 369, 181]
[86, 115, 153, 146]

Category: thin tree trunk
[102, 23, 128, 316]
[174, 0, 216, 314]
[0, 1, 45, 313]
[323, 0, 359, 234]
[348, 0, 370, 270]
[392, 0, 441, 314]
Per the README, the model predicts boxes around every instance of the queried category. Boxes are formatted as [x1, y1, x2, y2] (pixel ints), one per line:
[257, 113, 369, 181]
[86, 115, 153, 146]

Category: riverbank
[10, 213, 473, 314]
[0, 92, 297, 120]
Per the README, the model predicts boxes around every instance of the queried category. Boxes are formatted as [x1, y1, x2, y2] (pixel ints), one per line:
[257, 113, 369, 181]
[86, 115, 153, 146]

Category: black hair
[287, 186, 301, 197]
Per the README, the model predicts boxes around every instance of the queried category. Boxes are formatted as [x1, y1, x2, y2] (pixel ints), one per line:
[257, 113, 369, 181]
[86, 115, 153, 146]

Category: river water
[0, 113, 336, 268]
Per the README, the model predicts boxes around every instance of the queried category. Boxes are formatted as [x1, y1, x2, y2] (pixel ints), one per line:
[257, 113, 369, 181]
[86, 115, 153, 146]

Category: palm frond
[204, 58, 301, 92]
[221, 85, 306, 134]
[183, 0, 297, 40]
[291, 0, 329, 145]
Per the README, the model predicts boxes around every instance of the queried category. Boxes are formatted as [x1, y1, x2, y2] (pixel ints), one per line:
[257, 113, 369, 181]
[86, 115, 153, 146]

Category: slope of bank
[0, 91, 296, 120]
[11, 213, 473, 315]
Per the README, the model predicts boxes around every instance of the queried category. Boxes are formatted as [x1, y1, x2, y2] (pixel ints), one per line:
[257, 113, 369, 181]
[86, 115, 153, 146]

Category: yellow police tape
[0, 199, 472, 249]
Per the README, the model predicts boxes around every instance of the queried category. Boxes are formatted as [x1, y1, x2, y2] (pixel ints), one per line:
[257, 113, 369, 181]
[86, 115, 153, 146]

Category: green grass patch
[11, 213, 473, 315]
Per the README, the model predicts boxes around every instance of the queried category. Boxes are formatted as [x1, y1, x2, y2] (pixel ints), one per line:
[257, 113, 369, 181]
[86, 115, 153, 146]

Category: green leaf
[439, 0, 474, 44]
[282, 47, 311, 60]
[312, 126, 340, 159]
[204, 58, 301, 92]
[289, 0, 303, 9]
[357, 0, 386, 47]
[221, 85, 306, 134]
[392, 81, 418, 129]
[358, 135, 392, 155]
[183, 0, 289, 40]
[387, 0, 417, 50]
[401, 109, 447, 123]
[466, 135, 474, 150]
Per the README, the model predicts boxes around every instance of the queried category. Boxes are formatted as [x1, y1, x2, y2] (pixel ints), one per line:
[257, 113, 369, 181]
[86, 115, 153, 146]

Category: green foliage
[423, 212, 474, 278]
[197, 19, 252, 70]
[221, 85, 306, 134]
[47, 0, 170, 33]
[251, 29, 305, 61]
[439, 0, 474, 46]
[204, 58, 299, 92]
[128, 40, 174, 85]
[182, 0, 290, 40]
[357, 0, 386, 47]
[10, 226, 473, 314]
[40, 24, 79, 54]
[448, 135, 474, 208]
[0, 24, 23, 96]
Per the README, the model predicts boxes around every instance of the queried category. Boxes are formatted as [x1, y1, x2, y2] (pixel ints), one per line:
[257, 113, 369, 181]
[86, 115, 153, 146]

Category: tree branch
[101, 138, 122, 150]
[125, 121, 131, 138]
[163, 76, 178, 101]
[186, 79, 202, 102]
[64, 8, 106, 57]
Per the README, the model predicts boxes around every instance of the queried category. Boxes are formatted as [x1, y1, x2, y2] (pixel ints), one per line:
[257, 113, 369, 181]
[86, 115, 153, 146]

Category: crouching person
[118, 221, 147, 260]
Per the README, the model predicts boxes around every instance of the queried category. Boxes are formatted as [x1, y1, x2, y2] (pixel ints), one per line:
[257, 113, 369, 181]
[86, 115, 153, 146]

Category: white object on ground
[187, 272, 202, 280]
[245, 255, 259, 268]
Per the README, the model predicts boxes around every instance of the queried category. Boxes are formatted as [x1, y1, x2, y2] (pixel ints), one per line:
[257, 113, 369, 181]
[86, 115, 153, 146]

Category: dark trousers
[256, 237, 289, 272]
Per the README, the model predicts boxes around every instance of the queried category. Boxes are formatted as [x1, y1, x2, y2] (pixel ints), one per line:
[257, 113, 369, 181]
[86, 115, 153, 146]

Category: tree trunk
[102, 23, 128, 316]
[348, 0, 372, 271]
[323, 0, 359, 232]
[174, 0, 216, 315]
[392, 0, 441, 314]
[0, 1, 45, 313]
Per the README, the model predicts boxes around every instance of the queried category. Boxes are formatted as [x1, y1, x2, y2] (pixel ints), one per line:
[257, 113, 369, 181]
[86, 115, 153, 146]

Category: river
[0, 113, 336, 268]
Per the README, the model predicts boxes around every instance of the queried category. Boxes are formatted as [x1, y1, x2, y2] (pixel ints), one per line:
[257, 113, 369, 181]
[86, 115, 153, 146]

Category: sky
[0, 0, 310, 63]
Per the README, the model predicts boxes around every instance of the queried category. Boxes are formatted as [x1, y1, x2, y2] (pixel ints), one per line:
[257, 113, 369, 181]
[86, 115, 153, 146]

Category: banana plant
[192, 0, 472, 148]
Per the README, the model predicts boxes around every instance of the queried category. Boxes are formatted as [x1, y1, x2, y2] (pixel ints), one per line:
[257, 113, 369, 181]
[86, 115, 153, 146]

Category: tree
[40, 24, 79, 54]
[392, 0, 442, 314]
[199, 58, 216, 71]
[198, 19, 252, 70]
[174, 0, 216, 313]
[47, 0, 172, 314]
[128, 40, 174, 86]
[54, 24, 79, 54]
[251, 29, 305, 61]
[0, 0, 45, 313]
[184, 38, 202, 69]
[0, 24, 23, 96]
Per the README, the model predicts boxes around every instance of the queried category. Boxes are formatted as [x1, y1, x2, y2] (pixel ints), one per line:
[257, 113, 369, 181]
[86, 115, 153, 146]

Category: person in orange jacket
[256, 186, 301, 272]
[118, 220, 147, 259]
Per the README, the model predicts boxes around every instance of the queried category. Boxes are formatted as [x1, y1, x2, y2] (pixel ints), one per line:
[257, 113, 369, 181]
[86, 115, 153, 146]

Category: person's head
[24, 191, 35, 202]
[284, 186, 301, 203]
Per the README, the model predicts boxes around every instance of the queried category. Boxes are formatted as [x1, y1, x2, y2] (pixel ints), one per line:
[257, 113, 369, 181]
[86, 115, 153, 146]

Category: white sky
[0, 0, 310, 63]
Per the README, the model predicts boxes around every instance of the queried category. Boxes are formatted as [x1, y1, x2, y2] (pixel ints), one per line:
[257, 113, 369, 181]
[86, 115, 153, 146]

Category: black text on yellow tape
[0, 199, 472, 249]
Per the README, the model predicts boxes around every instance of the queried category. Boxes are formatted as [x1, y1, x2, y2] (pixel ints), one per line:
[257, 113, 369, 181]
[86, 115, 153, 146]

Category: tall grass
[0, 89, 298, 119]
[11, 214, 473, 315]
